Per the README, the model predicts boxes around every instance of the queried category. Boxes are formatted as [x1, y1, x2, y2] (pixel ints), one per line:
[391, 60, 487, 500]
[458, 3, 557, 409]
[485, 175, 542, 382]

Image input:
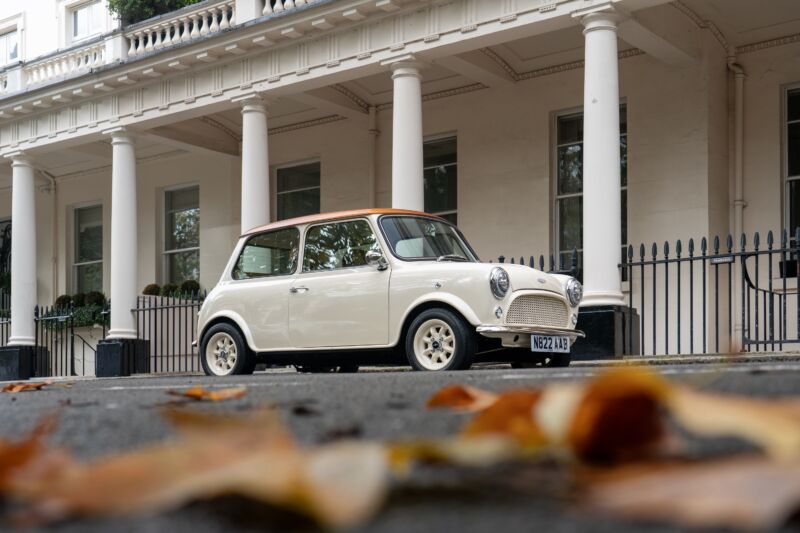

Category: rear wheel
[511, 352, 572, 369]
[200, 323, 255, 376]
[405, 308, 476, 371]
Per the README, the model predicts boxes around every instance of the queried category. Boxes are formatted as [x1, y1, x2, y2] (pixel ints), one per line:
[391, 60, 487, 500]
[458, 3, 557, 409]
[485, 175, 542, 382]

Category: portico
[0, 0, 798, 377]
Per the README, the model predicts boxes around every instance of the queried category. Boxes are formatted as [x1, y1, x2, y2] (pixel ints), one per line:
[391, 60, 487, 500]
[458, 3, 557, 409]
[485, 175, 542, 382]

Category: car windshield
[379, 216, 478, 262]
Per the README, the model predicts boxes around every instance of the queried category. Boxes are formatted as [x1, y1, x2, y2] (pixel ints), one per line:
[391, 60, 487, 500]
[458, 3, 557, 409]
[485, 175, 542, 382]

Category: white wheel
[412, 318, 456, 371]
[205, 331, 239, 376]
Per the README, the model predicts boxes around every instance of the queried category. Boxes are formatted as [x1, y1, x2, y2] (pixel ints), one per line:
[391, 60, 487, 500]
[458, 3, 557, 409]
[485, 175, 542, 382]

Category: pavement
[2, 359, 800, 532]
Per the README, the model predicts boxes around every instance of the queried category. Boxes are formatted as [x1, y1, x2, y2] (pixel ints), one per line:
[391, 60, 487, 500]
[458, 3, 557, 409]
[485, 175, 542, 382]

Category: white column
[6, 153, 36, 346]
[106, 128, 138, 339]
[388, 57, 424, 211]
[239, 95, 270, 233]
[579, 10, 624, 307]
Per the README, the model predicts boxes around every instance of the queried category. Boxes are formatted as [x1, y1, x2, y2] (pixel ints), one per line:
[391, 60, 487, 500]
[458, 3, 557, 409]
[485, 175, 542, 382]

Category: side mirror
[365, 250, 388, 271]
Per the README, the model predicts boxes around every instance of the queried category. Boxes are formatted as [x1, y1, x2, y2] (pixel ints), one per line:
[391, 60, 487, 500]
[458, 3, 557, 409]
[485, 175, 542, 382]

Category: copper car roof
[241, 208, 445, 236]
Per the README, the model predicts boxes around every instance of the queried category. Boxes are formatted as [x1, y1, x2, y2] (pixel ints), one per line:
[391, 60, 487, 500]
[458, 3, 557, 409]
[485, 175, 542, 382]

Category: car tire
[294, 364, 359, 373]
[200, 323, 255, 377]
[511, 352, 572, 369]
[405, 308, 476, 371]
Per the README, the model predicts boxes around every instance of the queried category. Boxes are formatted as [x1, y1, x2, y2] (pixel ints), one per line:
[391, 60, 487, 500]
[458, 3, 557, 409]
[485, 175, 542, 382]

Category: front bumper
[476, 324, 584, 347]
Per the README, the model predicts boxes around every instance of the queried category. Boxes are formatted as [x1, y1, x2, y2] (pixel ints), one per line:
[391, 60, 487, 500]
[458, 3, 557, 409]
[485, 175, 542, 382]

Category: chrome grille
[505, 295, 569, 328]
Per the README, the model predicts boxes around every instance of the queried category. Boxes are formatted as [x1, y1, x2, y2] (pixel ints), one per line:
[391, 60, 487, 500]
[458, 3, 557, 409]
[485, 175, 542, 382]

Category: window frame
[69, 0, 104, 42]
[0, 13, 23, 67]
[784, 83, 800, 239]
[162, 183, 200, 285]
[0, 29, 19, 67]
[423, 134, 458, 222]
[231, 226, 301, 281]
[551, 104, 628, 271]
[377, 214, 480, 263]
[71, 203, 103, 294]
[299, 217, 384, 274]
[274, 159, 322, 222]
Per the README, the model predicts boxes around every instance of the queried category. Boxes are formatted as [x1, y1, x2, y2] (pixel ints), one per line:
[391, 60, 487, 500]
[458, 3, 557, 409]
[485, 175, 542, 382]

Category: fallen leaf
[582, 457, 800, 531]
[167, 386, 247, 402]
[427, 384, 499, 412]
[463, 390, 545, 447]
[2, 381, 54, 394]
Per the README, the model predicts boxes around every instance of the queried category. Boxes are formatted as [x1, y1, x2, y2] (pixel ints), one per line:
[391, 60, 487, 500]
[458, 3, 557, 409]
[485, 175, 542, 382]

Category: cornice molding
[670, 1, 729, 51]
[269, 114, 346, 135]
[736, 33, 800, 55]
[200, 116, 242, 142]
[332, 84, 370, 112]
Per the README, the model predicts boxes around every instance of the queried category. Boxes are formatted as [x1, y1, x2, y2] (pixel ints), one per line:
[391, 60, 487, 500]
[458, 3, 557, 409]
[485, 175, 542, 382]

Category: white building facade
[0, 0, 797, 377]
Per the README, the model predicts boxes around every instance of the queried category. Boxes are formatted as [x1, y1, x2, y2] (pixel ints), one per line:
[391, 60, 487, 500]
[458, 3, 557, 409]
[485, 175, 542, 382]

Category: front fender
[198, 310, 258, 353]
[392, 291, 484, 346]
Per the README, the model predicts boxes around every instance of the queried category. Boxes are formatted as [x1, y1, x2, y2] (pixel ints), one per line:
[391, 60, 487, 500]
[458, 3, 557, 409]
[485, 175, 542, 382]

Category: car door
[227, 227, 299, 351]
[289, 218, 390, 348]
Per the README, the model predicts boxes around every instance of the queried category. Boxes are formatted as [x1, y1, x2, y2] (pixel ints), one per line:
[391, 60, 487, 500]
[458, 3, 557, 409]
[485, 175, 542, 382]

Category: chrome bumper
[476, 324, 585, 339]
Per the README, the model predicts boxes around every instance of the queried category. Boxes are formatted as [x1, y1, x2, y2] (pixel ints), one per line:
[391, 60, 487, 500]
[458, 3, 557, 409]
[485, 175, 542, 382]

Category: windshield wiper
[436, 254, 468, 262]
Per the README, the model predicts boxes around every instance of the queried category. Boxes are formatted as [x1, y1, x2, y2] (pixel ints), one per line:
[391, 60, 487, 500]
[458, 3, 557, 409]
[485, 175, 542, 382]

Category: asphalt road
[2, 360, 800, 532]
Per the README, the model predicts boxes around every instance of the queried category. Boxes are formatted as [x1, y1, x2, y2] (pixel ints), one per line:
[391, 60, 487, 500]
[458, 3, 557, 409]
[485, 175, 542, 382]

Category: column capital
[232, 92, 275, 112]
[4, 151, 34, 167]
[382, 53, 425, 79]
[102, 126, 136, 145]
[572, 2, 620, 32]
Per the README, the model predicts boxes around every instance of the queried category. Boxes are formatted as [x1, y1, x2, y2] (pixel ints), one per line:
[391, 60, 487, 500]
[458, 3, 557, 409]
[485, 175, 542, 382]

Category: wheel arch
[199, 312, 257, 353]
[395, 299, 477, 349]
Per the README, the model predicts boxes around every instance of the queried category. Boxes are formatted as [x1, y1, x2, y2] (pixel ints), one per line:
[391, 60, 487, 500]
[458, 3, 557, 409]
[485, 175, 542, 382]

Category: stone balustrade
[125, 0, 236, 59]
[24, 42, 107, 87]
[262, 0, 315, 15]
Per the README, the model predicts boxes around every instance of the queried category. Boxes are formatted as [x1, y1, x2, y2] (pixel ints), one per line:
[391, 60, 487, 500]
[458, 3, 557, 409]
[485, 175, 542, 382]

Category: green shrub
[72, 305, 105, 328]
[54, 294, 73, 309]
[72, 293, 86, 307]
[108, 0, 203, 25]
[179, 280, 200, 295]
[142, 283, 161, 296]
[85, 291, 106, 307]
[160, 284, 179, 297]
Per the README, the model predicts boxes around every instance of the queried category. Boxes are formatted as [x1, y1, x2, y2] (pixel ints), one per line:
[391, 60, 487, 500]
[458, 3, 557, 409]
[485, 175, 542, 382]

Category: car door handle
[289, 286, 309, 293]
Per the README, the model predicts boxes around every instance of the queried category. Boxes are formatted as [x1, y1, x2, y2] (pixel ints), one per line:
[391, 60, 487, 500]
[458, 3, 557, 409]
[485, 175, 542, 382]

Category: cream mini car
[197, 209, 584, 376]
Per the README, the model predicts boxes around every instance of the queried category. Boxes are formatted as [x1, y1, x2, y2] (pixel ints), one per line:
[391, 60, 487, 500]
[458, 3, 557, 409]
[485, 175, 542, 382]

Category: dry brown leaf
[427, 384, 498, 412]
[166, 386, 247, 402]
[0, 417, 67, 492]
[668, 387, 800, 460]
[2, 381, 54, 394]
[582, 457, 800, 531]
[463, 390, 545, 447]
[12, 408, 389, 529]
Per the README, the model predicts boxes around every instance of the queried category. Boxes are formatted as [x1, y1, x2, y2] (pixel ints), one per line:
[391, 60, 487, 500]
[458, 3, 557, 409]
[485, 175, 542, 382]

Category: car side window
[232, 227, 300, 280]
[303, 219, 380, 272]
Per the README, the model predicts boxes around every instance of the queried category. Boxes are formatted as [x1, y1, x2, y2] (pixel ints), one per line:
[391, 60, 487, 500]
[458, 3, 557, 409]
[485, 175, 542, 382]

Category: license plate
[530, 335, 570, 353]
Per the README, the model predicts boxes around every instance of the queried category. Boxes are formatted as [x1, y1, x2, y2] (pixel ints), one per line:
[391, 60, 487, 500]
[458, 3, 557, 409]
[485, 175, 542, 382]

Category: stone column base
[96, 339, 150, 377]
[572, 305, 640, 360]
[0, 345, 37, 380]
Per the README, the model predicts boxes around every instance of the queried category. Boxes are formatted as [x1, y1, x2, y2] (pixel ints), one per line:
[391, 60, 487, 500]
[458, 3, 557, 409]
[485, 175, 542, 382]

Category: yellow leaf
[167, 386, 247, 402]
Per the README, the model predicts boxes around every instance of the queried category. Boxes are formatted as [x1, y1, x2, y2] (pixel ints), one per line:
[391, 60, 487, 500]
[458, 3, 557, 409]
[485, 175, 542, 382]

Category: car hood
[500, 263, 566, 294]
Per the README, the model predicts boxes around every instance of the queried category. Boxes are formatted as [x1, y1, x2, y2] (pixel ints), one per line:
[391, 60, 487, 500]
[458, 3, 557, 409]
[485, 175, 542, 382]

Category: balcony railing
[125, 0, 236, 59]
[24, 42, 108, 87]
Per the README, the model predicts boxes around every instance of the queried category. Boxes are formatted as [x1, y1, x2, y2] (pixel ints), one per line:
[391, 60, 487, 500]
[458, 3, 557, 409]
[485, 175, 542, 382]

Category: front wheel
[511, 352, 572, 369]
[405, 308, 476, 371]
[200, 323, 255, 376]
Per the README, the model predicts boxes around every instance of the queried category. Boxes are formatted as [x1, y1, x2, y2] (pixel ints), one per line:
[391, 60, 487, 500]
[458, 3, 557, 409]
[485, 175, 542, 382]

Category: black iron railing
[133, 291, 206, 374]
[622, 229, 799, 356]
[34, 305, 75, 377]
[497, 249, 580, 279]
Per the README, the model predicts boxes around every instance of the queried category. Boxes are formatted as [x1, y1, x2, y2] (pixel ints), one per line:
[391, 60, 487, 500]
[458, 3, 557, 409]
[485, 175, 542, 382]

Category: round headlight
[489, 267, 510, 299]
[566, 278, 583, 307]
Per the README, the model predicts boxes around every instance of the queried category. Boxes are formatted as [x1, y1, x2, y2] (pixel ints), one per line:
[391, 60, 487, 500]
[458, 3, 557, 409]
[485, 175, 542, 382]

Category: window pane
[277, 189, 320, 221]
[233, 228, 299, 279]
[788, 89, 800, 123]
[620, 135, 628, 186]
[424, 165, 457, 214]
[165, 187, 199, 251]
[557, 196, 582, 254]
[75, 263, 102, 293]
[277, 162, 320, 192]
[557, 114, 583, 145]
[0, 35, 6, 65]
[557, 144, 583, 195]
[167, 250, 199, 284]
[789, 122, 800, 178]
[423, 137, 457, 167]
[439, 212, 457, 225]
[621, 189, 628, 246]
[303, 220, 379, 271]
[789, 180, 799, 235]
[380, 216, 474, 261]
[76, 205, 102, 263]
[619, 107, 628, 135]
[8, 31, 17, 61]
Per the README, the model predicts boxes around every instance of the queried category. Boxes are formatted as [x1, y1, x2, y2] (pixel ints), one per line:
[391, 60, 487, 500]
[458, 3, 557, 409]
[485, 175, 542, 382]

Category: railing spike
[628, 244, 634, 260]
[688, 238, 695, 256]
[767, 230, 774, 247]
[651, 242, 658, 258]
[753, 232, 760, 249]
[727, 234, 733, 252]
[701, 236, 707, 253]
[538, 255, 545, 271]
[639, 243, 645, 259]
[781, 228, 788, 246]
[740, 232, 746, 251]
[713, 235, 720, 253]
[663, 241, 670, 256]
[675, 239, 682, 256]
[498, 255, 505, 264]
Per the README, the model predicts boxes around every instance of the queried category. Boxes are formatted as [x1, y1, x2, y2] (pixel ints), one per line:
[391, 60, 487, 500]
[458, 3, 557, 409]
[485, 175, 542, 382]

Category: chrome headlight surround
[566, 277, 583, 307]
[489, 267, 510, 299]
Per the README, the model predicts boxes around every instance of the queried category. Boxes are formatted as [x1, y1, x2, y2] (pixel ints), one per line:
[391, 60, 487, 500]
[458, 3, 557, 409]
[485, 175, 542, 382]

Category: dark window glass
[74, 205, 103, 293]
[557, 114, 583, 145]
[789, 180, 799, 235]
[557, 144, 583, 195]
[788, 89, 800, 123]
[165, 186, 199, 283]
[233, 228, 299, 280]
[303, 220, 380, 272]
[277, 162, 321, 221]
[423, 137, 457, 221]
[789, 122, 800, 178]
